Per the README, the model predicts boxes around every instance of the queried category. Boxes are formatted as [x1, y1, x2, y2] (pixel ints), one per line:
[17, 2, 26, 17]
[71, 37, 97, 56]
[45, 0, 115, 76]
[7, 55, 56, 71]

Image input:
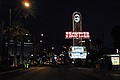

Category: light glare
[24, 2, 30, 7]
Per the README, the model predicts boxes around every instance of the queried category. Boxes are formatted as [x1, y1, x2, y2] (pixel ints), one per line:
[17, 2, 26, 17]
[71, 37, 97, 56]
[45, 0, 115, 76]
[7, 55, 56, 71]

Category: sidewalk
[0, 66, 36, 76]
[112, 70, 120, 80]
[77, 67, 120, 80]
[0, 68, 24, 76]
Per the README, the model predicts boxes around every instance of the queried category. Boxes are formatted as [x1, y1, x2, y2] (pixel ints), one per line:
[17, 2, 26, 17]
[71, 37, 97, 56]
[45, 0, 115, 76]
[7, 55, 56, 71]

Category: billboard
[111, 57, 120, 65]
[68, 46, 87, 59]
[110, 54, 120, 65]
[65, 32, 90, 39]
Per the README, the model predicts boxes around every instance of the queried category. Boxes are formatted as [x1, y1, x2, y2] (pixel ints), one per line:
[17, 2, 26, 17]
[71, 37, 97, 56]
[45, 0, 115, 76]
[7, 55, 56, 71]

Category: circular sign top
[74, 14, 80, 22]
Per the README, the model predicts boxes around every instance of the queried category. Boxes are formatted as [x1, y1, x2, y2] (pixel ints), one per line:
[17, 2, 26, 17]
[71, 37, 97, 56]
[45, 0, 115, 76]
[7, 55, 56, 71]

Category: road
[0, 65, 101, 80]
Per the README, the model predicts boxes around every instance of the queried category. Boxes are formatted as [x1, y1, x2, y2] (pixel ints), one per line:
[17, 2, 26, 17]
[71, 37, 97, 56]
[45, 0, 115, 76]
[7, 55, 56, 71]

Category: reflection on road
[0, 66, 100, 80]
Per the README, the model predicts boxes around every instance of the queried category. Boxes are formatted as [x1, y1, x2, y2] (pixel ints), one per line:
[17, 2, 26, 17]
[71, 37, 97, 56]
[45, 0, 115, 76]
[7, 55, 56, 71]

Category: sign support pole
[72, 12, 82, 46]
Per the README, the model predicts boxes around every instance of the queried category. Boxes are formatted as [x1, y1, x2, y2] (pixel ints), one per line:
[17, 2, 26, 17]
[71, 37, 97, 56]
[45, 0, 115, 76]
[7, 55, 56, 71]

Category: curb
[0, 67, 38, 76]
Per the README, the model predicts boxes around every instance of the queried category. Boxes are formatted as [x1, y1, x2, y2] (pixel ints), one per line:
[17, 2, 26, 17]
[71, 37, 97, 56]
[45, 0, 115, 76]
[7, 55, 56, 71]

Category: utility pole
[32, 35, 35, 64]
[6, 8, 12, 66]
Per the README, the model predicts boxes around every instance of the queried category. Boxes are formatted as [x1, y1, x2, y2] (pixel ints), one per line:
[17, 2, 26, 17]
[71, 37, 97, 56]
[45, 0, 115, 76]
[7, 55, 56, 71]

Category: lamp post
[8, 1, 31, 66]
[9, 9, 12, 27]
[6, 8, 12, 66]
[0, 21, 4, 65]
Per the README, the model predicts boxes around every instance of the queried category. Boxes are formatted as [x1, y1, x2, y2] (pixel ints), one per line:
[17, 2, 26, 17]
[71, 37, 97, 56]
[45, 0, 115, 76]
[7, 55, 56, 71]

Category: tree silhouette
[2, 0, 37, 66]
[4, 21, 29, 66]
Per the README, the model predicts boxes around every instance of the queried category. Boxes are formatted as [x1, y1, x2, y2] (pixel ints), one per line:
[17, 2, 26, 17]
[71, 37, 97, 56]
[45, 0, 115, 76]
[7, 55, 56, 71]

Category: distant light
[41, 34, 44, 37]
[40, 40, 42, 43]
[54, 56, 57, 59]
[52, 47, 54, 50]
[88, 52, 90, 54]
[116, 49, 119, 53]
[10, 40, 13, 42]
[89, 39, 91, 42]
[24, 2, 30, 7]
[26, 33, 28, 36]
[31, 54, 33, 56]
[79, 40, 85, 43]
[72, 61, 74, 64]
[28, 40, 30, 42]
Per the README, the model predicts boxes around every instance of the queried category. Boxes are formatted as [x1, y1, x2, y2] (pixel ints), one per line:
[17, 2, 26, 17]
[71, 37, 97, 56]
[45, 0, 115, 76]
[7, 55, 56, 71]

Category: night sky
[1, 0, 120, 52]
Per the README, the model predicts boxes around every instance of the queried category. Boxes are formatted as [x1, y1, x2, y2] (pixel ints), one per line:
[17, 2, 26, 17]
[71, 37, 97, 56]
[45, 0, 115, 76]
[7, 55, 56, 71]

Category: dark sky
[1, 0, 120, 52]
[33, 0, 120, 49]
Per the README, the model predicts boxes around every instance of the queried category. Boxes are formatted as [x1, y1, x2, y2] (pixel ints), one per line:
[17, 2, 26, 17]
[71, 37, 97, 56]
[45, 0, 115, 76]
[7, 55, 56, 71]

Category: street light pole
[0, 21, 4, 65]
[9, 1, 31, 66]
[6, 8, 12, 66]
[9, 8, 12, 27]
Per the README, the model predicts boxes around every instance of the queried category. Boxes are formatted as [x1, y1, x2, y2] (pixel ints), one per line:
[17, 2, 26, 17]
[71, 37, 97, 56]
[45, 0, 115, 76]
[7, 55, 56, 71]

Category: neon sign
[65, 32, 90, 39]
[68, 46, 87, 59]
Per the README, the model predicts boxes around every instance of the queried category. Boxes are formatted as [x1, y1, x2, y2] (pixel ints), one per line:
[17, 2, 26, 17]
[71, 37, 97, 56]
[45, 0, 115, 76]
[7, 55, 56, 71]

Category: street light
[24, 2, 30, 7]
[41, 33, 44, 37]
[40, 33, 43, 43]
[9, 1, 30, 28]
[22, 1, 30, 8]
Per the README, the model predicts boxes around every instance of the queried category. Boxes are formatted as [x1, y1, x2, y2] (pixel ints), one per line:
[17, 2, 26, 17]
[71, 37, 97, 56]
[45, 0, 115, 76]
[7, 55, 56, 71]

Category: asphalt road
[0, 66, 101, 80]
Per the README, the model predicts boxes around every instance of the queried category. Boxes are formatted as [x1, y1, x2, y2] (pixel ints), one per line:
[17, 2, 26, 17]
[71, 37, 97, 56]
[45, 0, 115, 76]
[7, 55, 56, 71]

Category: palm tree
[4, 0, 37, 66]
[9, 21, 29, 66]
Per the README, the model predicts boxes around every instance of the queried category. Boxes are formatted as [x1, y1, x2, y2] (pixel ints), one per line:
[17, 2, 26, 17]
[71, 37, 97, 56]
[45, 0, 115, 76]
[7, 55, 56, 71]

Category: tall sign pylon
[65, 11, 90, 45]
[65, 11, 90, 59]
[72, 12, 82, 46]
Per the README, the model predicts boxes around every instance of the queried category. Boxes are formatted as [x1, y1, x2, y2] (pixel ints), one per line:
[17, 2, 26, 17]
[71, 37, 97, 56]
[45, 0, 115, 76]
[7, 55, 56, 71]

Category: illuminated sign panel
[68, 46, 87, 59]
[111, 57, 120, 65]
[110, 54, 120, 65]
[69, 52, 87, 59]
[74, 14, 80, 22]
[65, 32, 90, 39]
[72, 46, 84, 52]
